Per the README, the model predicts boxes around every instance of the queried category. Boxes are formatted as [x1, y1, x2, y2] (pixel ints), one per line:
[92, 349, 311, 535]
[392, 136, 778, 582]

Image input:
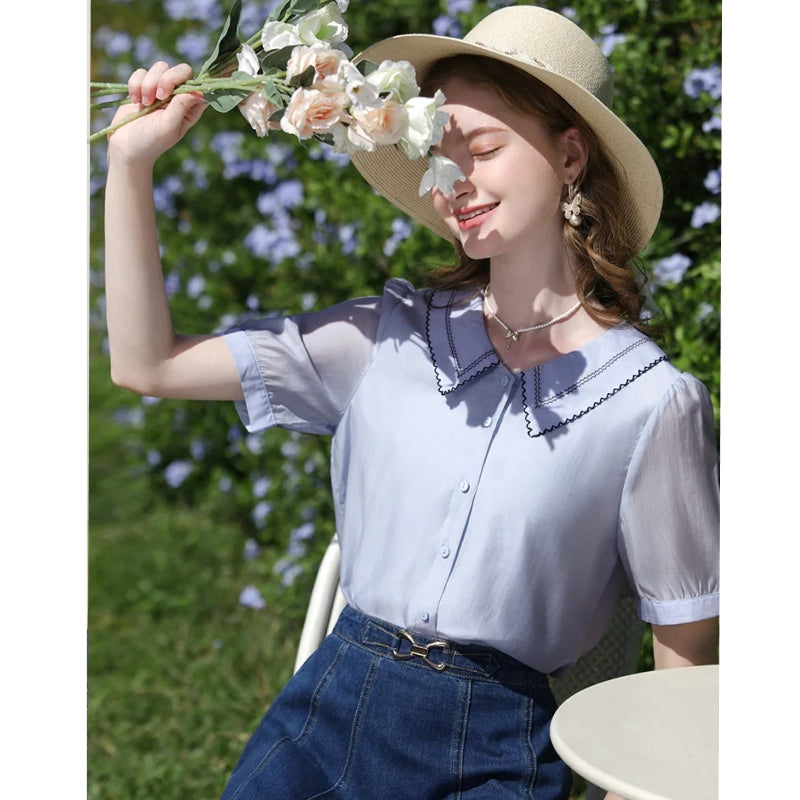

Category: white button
[439, 545, 450, 558]
[459, 479, 470, 493]
[501, 375, 510, 387]
[482, 416, 493, 427]
[419, 609, 430, 623]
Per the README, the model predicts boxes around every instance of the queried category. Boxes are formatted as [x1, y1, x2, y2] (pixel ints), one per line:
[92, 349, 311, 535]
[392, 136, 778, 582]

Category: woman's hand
[108, 62, 208, 167]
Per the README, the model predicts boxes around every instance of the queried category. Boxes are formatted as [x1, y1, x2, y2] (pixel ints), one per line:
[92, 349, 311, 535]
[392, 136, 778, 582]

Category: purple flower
[218, 476, 233, 493]
[653, 253, 692, 285]
[113, 407, 144, 427]
[301, 292, 317, 311]
[146, 449, 162, 466]
[153, 175, 183, 216]
[252, 476, 271, 497]
[164, 272, 181, 297]
[244, 223, 301, 263]
[190, 439, 207, 460]
[164, 460, 192, 487]
[704, 167, 721, 195]
[243, 538, 261, 561]
[683, 65, 722, 101]
[134, 35, 157, 64]
[246, 433, 265, 455]
[186, 275, 206, 298]
[182, 158, 209, 190]
[697, 302, 715, 322]
[691, 202, 720, 229]
[275, 180, 304, 208]
[274, 559, 304, 588]
[290, 522, 316, 542]
[165, 0, 222, 22]
[447, 0, 474, 13]
[383, 217, 415, 256]
[238, 585, 266, 610]
[240, 1, 283, 33]
[597, 23, 626, 57]
[702, 110, 721, 133]
[251, 501, 273, 526]
[338, 224, 359, 255]
[310, 143, 350, 168]
[281, 440, 301, 458]
[176, 31, 211, 62]
[432, 15, 461, 37]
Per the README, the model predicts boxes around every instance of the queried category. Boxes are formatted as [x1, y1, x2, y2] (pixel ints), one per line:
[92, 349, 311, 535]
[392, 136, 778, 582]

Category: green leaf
[278, 0, 322, 23]
[289, 65, 316, 88]
[199, 0, 243, 76]
[262, 78, 286, 108]
[260, 45, 297, 71]
[203, 86, 251, 113]
[356, 60, 379, 77]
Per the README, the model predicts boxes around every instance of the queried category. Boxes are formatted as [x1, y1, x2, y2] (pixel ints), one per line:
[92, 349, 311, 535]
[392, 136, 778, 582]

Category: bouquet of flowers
[90, 0, 464, 196]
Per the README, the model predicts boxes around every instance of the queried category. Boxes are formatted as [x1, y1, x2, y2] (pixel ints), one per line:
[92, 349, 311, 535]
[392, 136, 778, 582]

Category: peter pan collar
[425, 287, 670, 438]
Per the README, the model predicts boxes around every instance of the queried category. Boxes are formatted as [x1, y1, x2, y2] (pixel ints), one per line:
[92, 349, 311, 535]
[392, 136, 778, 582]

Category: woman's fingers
[128, 62, 194, 107]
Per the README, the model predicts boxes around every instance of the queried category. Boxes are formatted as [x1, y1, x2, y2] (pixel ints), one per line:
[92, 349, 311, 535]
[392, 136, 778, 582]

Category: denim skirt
[221, 606, 571, 800]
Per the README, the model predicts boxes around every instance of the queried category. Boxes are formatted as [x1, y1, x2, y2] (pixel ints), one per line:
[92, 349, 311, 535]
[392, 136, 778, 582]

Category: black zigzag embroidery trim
[426, 290, 498, 396]
[535, 338, 650, 406]
[521, 356, 669, 439]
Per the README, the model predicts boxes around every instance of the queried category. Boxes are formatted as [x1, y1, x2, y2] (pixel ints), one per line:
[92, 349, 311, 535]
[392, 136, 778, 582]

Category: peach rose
[280, 87, 348, 139]
[349, 100, 406, 148]
[286, 45, 347, 88]
[238, 92, 279, 138]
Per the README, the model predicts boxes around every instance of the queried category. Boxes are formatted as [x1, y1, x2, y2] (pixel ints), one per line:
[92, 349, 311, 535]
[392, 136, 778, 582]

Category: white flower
[365, 60, 419, 104]
[401, 89, 450, 160]
[419, 154, 466, 197]
[236, 43, 261, 76]
[296, 3, 348, 47]
[261, 20, 302, 51]
[335, 0, 350, 10]
[338, 61, 381, 108]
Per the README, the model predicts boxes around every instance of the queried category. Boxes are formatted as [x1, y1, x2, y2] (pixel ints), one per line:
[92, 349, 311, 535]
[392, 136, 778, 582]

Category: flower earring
[561, 183, 583, 227]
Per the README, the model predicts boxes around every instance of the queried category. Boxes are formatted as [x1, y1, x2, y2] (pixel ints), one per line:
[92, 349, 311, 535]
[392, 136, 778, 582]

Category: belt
[332, 605, 548, 687]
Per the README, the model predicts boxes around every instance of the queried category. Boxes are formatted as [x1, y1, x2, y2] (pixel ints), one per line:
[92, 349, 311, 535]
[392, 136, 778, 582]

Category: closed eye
[472, 147, 501, 160]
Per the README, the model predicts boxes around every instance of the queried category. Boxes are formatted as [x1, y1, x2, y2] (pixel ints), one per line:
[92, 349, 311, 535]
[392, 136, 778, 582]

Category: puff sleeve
[221, 293, 385, 435]
[618, 373, 720, 625]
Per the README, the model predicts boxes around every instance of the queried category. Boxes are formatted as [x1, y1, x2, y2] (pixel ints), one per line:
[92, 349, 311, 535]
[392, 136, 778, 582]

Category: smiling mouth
[457, 203, 498, 222]
[456, 203, 499, 229]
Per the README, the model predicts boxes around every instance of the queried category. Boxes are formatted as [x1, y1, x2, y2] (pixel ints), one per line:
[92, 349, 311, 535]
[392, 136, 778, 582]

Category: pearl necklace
[483, 284, 581, 348]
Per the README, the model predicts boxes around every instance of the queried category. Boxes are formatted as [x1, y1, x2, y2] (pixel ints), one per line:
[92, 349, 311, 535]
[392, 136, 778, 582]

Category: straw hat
[351, 4, 662, 255]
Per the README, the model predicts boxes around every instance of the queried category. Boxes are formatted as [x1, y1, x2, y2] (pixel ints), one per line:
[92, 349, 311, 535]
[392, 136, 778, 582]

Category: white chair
[294, 536, 643, 800]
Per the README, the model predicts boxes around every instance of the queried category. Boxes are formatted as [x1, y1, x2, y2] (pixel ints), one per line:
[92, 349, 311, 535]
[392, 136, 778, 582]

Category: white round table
[550, 664, 718, 800]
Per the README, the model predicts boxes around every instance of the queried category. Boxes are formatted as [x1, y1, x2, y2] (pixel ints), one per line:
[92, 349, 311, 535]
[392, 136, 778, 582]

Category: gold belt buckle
[391, 629, 448, 672]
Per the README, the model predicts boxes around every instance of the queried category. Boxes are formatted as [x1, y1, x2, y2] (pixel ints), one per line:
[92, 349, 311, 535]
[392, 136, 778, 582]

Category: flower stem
[88, 99, 168, 143]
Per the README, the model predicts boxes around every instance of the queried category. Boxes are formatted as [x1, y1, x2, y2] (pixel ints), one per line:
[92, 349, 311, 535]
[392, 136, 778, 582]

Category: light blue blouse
[222, 278, 719, 675]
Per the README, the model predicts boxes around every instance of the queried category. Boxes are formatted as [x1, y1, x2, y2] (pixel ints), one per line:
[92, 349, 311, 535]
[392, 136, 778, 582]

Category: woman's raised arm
[103, 61, 243, 401]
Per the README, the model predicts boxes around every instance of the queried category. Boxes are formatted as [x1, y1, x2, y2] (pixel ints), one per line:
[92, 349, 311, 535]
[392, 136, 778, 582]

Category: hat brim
[350, 34, 663, 255]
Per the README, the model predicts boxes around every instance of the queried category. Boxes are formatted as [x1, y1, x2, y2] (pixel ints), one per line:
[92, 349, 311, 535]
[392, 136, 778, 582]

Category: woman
[104, 5, 719, 798]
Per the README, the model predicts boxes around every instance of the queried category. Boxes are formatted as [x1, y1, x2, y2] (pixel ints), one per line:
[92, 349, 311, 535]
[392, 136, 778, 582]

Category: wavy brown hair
[420, 55, 649, 333]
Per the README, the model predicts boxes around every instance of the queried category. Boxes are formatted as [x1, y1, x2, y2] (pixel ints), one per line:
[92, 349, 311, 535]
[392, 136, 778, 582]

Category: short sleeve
[221, 291, 388, 434]
[618, 373, 720, 625]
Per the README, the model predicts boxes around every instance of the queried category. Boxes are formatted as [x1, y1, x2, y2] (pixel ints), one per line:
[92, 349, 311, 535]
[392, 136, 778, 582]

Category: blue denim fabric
[221, 606, 572, 799]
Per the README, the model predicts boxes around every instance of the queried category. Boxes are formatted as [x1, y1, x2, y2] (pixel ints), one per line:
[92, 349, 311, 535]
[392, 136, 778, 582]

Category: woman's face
[430, 76, 577, 263]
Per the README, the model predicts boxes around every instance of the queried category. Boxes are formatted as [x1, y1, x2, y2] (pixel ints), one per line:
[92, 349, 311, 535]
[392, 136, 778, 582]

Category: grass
[88, 339, 590, 799]
[88, 345, 303, 799]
